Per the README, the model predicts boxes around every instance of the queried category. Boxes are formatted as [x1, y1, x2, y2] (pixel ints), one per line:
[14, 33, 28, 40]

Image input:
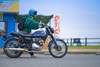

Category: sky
[19, 0, 100, 38]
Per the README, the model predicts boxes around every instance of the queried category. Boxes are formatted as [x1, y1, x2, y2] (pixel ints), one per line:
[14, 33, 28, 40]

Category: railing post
[70, 38, 72, 46]
[85, 37, 87, 46]
[66, 39, 69, 46]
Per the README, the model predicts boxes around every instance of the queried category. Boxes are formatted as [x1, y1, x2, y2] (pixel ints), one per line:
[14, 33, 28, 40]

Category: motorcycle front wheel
[4, 38, 23, 58]
[48, 39, 68, 58]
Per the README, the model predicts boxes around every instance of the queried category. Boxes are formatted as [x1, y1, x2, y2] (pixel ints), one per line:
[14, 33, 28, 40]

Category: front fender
[48, 38, 63, 46]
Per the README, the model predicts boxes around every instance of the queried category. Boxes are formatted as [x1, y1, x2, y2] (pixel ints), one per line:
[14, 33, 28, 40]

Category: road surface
[0, 54, 100, 67]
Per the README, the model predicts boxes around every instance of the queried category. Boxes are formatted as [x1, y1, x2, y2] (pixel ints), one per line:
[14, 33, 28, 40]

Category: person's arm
[31, 19, 39, 29]
[27, 17, 39, 29]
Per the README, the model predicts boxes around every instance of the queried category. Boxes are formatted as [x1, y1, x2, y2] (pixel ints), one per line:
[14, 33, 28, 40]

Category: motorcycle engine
[33, 37, 44, 46]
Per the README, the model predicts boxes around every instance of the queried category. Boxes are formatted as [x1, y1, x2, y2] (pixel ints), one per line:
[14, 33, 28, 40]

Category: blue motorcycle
[3, 17, 68, 58]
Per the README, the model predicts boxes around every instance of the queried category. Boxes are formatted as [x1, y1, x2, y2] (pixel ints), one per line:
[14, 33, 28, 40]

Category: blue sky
[19, 0, 100, 38]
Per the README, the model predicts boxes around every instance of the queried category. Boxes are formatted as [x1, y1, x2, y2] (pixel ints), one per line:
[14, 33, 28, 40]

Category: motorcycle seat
[10, 32, 31, 37]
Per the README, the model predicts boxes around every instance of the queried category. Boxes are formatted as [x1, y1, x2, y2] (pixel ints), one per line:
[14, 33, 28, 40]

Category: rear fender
[2, 35, 14, 41]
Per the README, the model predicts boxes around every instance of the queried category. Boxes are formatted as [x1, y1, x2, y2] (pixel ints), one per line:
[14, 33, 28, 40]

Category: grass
[68, 46, 100, 49]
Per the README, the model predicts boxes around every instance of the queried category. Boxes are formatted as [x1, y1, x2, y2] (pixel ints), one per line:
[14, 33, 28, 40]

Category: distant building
[0, 0, 19, 47]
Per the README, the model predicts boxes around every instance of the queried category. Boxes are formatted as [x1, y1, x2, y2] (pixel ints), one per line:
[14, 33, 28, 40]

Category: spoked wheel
[4, 38, 23, 58]
[49, 39, 68, 58]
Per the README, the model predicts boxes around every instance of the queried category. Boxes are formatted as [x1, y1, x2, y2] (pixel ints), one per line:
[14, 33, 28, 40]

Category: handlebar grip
[38, 23, 45, 28]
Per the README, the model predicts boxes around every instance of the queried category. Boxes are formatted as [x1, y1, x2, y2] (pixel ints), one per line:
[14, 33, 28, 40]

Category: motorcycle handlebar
[38, 22, 45, 28]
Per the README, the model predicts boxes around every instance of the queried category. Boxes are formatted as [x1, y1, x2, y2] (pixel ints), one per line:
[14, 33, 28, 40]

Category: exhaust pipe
[4, 48, 42, 53]
[5, 48, 27, 51]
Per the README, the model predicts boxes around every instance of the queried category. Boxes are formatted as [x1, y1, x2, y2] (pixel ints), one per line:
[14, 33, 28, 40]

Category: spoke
[50, 40, 67, 57]
[5, 40, 20, 55]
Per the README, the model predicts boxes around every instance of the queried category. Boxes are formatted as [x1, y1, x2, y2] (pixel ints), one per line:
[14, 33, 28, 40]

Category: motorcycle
[3, 17, 68, 58]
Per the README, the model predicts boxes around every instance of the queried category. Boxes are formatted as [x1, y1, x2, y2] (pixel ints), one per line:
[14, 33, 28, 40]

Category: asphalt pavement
[0, 54, 100, 67]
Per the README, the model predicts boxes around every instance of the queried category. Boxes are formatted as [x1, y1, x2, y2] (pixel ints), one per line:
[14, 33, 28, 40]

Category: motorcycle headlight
[50, 28, 54, 33]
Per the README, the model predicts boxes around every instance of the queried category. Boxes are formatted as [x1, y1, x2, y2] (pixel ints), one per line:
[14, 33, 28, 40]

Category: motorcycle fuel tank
[32, 31, 46, 37]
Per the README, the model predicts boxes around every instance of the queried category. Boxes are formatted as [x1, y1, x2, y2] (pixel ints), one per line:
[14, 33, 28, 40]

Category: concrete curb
[0, 48, 100, 55]
[67, 49, 100, 55]
[0, 48, 4, 54]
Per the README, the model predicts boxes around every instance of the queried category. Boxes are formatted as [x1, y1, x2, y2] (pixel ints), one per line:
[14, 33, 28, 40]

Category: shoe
[32, 43, 40, 48]
[29, 52, 34, 56]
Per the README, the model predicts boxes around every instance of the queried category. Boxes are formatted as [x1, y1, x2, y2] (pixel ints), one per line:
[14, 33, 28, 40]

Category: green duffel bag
[16, 14, 53, 24]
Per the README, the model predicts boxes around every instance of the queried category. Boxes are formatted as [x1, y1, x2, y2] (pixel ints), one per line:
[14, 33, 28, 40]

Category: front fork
[49, 34, 59, 48]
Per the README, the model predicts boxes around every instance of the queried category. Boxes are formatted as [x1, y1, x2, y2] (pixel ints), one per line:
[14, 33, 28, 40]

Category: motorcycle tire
[48, 39, 68, 58]
[4, 38, 23, 58]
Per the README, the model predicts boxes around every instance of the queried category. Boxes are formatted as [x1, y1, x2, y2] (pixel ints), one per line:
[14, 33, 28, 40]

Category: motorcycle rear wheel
[4, 38, 23, 58]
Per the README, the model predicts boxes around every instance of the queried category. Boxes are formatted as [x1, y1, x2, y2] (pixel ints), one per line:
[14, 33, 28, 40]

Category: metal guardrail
[64, 38, 100, 46]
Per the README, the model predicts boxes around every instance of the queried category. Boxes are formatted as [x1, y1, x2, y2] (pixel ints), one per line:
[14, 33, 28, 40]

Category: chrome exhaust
[5, 48, 27, 51]
[4, 47, 42, 53]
